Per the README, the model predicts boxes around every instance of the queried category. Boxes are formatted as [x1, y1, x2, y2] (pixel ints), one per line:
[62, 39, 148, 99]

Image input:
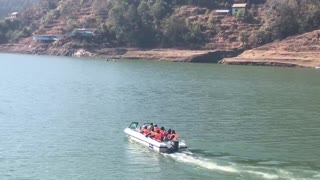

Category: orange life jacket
[154, 127, 160, 132]
[150, 131, 156, 137]
[154, 133, 161, 141]
[171, 134, 179, 141]
[143, 129, 149, 135]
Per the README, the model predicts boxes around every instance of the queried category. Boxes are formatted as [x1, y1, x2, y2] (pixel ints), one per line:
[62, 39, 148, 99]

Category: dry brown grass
[222, 30, 320, 67]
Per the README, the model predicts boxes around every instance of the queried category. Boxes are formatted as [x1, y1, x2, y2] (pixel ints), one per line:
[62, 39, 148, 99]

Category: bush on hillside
[239, 31, 249, 46]
[162, 15, 188, 47]
[249, 30, 272, 47]
[261, 0, 320, 41]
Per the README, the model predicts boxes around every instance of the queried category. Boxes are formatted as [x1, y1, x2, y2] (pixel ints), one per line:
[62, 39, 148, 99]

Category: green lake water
[0, 53, 320, 179]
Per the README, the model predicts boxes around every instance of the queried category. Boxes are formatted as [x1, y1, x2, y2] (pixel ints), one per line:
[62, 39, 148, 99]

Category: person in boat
[140, 126, 149, 135]
[139, 124, 146, 131]
[146, 128, 162, 142]
[146, 127, 156, 138]
[154, 124, 160, 132]
[154, 130, 161, 142]
[160, 127, 166, 141]
[147, 123, 154, 130]
[169, 130, 179, 141]
[163, 129, 172, 141]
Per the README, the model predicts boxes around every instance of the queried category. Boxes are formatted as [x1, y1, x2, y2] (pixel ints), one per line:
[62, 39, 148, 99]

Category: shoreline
[1, 43, 319, 68]
[0, 42, 243, 63]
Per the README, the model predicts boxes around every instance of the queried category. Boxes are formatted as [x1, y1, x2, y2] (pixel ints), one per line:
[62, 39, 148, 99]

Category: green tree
[239, 31, 249, 46]
[150, 0, 168, 20]
[162, 15, 188, 47]
[183, 23, 205, 48]
[108, 1, 127, 44]
[249, 30, 272, 47]
[138, 0, 152, 27]
[263, 1, 299, 39]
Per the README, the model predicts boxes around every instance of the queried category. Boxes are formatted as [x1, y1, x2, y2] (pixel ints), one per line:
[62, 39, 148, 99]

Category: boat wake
[163, 150, 320, 180]
[164, 152, 239, 173]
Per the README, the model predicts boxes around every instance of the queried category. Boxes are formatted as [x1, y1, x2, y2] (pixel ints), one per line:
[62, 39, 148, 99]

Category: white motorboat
[124, 122, 187, 153]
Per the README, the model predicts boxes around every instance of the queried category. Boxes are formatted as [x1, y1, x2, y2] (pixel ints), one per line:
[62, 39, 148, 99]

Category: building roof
[232, 3, 247, 8]
[75, 28, 96, 31]
[215, 10, 230, 13]
[33, 35, 60, 41]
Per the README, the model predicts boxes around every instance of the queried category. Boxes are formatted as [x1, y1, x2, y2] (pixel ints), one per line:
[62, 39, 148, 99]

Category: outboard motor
[167, 141, 179, 153]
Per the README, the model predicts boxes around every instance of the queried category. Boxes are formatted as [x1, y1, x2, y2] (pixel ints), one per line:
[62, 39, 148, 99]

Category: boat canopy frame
[128, 122, 139, 129]
[128, 122, 155, 130]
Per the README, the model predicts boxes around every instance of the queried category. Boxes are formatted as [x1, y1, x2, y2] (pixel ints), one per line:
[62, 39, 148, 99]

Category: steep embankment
[222, 30, 320, 68]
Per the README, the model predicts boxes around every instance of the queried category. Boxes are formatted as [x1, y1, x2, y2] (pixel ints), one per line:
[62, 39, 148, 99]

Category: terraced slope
[222, 30, 320, 67]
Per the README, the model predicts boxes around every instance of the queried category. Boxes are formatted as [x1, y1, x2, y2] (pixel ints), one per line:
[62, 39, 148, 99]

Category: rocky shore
[1, 30, 320, 68]
[0, 39, 243, 63]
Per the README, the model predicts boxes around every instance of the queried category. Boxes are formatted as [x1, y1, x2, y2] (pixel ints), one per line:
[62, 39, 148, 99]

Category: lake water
[0, 53, 320, 180]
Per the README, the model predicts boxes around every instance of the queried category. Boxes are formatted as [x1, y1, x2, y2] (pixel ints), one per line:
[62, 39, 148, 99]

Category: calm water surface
[0, 53, 320, 180]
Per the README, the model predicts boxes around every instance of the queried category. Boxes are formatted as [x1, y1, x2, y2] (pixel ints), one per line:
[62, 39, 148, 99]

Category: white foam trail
[277, 169, 294, 180]
[166, 152, 282, 179]
[166, 153, 239, 173]
[246, 170, 279, 179]
[165, 152, 320, 180]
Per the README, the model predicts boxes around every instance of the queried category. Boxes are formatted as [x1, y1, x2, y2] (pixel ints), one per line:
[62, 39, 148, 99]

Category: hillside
[0, 0, 265, 61]
[1, 0, 320, 66]
[222, 30, 320, 67]
[9, 0, 263, 49]
[0, 0, 40, 18]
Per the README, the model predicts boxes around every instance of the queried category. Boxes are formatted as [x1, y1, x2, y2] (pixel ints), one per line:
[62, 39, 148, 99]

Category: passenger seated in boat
[147, 123, 154, 130]
[139, 125, 145, 131]
[146, 127, 155, 138]
[146, 128, 162, 142]
[164, 129, 172, 141]
[169, 130, 179, 141]
[140, 126, 149, 135]
[154, 124, 160, 132]
[160, 127, 165, 141]
[154, 130, 161, 142]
